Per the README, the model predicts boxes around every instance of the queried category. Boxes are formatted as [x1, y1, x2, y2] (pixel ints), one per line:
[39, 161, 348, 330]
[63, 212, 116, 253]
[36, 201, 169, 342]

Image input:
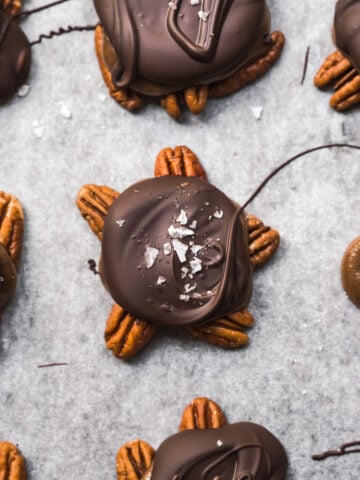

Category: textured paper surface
[0, 1, 360, 478]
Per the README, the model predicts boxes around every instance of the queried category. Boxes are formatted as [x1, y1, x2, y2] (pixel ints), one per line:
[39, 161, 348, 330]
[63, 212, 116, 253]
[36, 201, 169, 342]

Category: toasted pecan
[0, 191, 24, 269]
[0, 441, 26, 480]
[116, 440, 155, 480]
[154, 146, 207, 180]
[246, 214, 280, 268]
[179, 397, 227, 431]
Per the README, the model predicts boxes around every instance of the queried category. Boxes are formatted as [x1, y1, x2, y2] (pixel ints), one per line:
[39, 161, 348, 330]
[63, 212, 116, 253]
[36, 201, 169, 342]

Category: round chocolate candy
[93, 0, 270, 95]
[102, 176, 253, 327]
[334, 0, 360, 72]
[151, 422, 287, 480]
[341, 236, 360, 308]
[0, 242, 16, 312]
[0, 9, 31, 101]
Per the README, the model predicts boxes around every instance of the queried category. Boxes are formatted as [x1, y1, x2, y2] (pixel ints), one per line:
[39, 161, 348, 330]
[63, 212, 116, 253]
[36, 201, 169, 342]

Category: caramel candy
[341, 236, 360, 308]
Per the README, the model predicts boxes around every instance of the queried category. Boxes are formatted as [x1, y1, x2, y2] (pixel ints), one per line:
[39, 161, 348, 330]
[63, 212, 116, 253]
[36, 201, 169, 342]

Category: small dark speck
[88, 259, 99, 275]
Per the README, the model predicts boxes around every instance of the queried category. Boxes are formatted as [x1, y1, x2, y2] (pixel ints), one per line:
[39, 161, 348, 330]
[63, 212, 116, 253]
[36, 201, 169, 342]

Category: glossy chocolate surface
[334, 0, 360, 72]
[0, 243, 16, 312]
[152, 422, 287, 480]
[341, 236, 360, 308]
[0, 10, 31, 101]
[102, 176, 252, 327]
[93, 0, 269, 93]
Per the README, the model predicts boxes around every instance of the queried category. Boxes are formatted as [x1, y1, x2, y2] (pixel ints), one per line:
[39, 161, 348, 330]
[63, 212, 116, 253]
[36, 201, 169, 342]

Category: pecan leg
[184, 85, 208, 115]
[1, 0, 21, 15]
[187, 310, 254, 349]
[209, 31, 285, 98]
[95, 26, 144, 111]
[330, 72, 360, 110]
[0, 441, 27, 480]
[154, 145, 207, 180]
[159, 93, 182, 119]
[116, 439, 155, 480]
[179, 397, 227, 431]
[314, 50, 353, 88]
[0, 191, 24, 269]
[105, 304, 158, 360]
[245, 214, 280, 269]
[76, 184, 120, 240]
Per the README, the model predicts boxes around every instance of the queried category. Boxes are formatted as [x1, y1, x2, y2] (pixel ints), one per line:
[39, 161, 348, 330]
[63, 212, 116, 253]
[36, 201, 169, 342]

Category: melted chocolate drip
[312, 441, 360, 461]
[102, 176, 252, 327]
[93, 0, 268, 91]
[0, 243, 16, 312]
[30, 24, 97, 47]
[152, 422, 287, 480]
[334, 0, 360, 72]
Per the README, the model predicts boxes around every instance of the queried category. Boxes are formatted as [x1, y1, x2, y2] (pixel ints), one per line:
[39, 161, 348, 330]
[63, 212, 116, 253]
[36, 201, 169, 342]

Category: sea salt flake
[189, 220, 197, 229]
[191, 245, 202, 255]
[181, 267, 189, 279]
[177, 209, 188, 225]
[250, 106, 263, 120]
[172, 239, 188, 263]
[179, 294, 190, 302]
[98, 93, 106, 102]
[144, 246, 159, 269]
[163, 242, 172, 255]
[17, 84, 30, 97]
[0, 276, 4, 282]
[213, 210, 223, 219]
[60, 103, 72, 119]
[217, 440, 223, 447]
[168, 224, 194, 239]
[198, 10, 210, 21]
[204, 202, 210, 206]
[190, 257, 202, 274]
[32, 120, 44, 138]
[115, 219, 126, 227]
[157, 276, 167, 286]
[190, 0, 200, 4]
[168, 1, 177, 9]
[184, 283, 197, 293]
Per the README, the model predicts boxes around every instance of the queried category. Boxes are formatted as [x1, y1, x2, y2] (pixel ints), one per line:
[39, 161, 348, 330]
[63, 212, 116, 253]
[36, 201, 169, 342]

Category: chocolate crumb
[37, 362, 68, 368]
[300, 46, 310, 85]
[88, 259, 99, 275]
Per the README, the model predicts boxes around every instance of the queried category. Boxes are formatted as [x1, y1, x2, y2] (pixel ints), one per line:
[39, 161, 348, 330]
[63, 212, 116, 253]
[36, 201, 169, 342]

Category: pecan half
[314, 50, 353, 88]
[159, 93, 182, 119]
[154, 146, 207, 180]
[179, 397, 227, 431]
[1, 0, 21, 15]
[246, 214, 280, 269]
[95, 26, 144, 111]
[0, 441, 26, 480]
[0, 191, 24, 269]
[105, 304, 158, 360]
[184, 85, 208, 115]
[330, 72, 360, 110]
[116, 440, 155, 480]
[187, 310, 254, 349]
[209, 31, 285, 98]
[76, 184, 119, 240]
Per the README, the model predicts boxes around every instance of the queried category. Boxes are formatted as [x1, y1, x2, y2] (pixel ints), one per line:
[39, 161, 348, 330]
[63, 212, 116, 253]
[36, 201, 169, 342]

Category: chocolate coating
[152, 422, 287, 480]
[341, 236, 360, 308]
[102, 176, 252, 327]
[0, 10, 31, 101]
[93, 0, 269, 94]
[0, 243, 16, 312]
[334, 0, 360, 72]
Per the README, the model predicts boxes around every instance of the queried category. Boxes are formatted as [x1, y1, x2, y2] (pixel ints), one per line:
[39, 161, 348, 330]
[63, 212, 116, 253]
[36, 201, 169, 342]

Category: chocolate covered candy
[152, 422, 287, 480]
[102, 176, 252, 327]
[0, 9, 31, 101]
[0, 242, 16, 312]
[334, 0, 360, 72]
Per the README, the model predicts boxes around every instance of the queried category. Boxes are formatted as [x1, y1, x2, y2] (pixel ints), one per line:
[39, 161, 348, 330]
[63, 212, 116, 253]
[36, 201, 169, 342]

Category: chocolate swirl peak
[0, 243, 16, 312]
[0, 9, 31, 101]
[93, 0, 269, 94]
[151, 422, 287, 480]
[102, 176, 252, 327]
[334, 0, 360, 72]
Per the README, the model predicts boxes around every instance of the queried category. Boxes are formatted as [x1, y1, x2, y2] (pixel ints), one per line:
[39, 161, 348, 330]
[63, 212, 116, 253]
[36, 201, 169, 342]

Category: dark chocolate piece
[93, 0, 268, 93]
[102, 176, 252, 327]
[0, 243, 16, 312]
[341, 236, 360, 308]
[152, 422, 287, 480]
[334, 0, 360, 72]
[0, 9, 31, 101]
